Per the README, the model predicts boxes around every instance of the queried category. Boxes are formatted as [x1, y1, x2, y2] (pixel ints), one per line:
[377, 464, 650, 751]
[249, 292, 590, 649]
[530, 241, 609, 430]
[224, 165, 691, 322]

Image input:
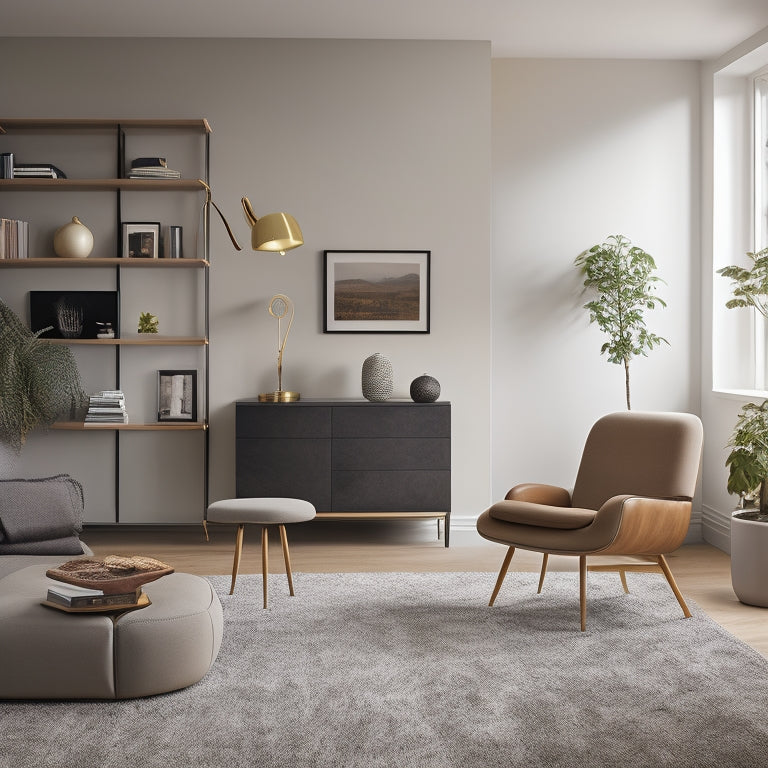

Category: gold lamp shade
[241, 197, 303, 254]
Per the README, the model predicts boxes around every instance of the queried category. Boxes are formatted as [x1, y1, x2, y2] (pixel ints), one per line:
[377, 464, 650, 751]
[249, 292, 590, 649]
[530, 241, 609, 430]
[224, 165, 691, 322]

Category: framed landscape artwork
[323, 250, 430, 333]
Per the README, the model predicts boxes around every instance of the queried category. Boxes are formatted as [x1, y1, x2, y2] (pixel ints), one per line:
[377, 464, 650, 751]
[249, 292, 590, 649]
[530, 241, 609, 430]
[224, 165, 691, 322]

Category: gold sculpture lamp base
[258, 390, 300, 403]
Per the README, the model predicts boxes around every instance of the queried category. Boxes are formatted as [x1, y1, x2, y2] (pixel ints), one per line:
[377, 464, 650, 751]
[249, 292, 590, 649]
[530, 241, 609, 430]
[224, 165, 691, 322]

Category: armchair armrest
[505, 483, 572, 507]
[593, 495, 693, 555]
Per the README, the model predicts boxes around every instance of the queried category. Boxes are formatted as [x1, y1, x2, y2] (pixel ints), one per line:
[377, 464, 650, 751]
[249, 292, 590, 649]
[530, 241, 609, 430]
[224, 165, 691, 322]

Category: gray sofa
[0, 475, 223, 699]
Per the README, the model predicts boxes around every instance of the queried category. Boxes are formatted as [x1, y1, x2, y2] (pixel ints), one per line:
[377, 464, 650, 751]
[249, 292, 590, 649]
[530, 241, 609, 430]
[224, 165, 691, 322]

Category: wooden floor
[85, 519, 768, 658]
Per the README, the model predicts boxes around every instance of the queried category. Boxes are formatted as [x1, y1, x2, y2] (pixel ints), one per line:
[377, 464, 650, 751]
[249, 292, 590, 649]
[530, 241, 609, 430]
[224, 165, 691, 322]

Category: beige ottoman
[0, 565, 223, 699]
[206, 497, 316, 608]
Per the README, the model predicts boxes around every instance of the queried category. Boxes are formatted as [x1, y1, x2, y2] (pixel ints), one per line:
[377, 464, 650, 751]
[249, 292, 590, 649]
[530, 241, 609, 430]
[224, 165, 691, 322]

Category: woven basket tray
[46, 555, 174, 595]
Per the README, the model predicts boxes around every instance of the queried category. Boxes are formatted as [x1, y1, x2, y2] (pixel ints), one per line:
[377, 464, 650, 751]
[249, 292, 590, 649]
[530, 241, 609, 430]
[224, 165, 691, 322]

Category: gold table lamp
[259, 294, 300, 402]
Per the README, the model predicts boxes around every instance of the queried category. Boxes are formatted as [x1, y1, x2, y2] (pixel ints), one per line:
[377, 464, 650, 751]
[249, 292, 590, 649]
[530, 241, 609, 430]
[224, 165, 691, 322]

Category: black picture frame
[29, 290, 119, 340]
[323, 250, 430, 333]
[122, 222, 160, 259]
[157, 369, 198, 422]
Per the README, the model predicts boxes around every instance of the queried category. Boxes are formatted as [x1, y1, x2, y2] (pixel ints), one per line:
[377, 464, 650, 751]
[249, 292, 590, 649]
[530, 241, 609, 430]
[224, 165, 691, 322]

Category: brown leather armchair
[476, 411, 703, 630]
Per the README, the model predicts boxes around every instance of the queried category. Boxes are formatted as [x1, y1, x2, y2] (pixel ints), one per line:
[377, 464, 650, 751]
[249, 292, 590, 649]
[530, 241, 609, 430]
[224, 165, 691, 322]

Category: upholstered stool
[206, 497, 316, 608]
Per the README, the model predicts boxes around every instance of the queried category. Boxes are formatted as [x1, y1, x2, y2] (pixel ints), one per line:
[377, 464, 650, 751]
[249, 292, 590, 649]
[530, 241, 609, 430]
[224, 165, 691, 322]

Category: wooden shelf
[0, 257, 208, 268]
[53, 421, 208, 431]
[0, 178, 206, 192]
[44, 337, 208, 346]
[0, 118, 211, 133]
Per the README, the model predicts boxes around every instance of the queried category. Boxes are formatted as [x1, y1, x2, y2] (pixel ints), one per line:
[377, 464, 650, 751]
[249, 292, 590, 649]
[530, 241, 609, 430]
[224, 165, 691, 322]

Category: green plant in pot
[725, 400, 768, 520]
[0, 298, 87, 452]
[725, 399, 768, 607]
[575, 234, 667, 410]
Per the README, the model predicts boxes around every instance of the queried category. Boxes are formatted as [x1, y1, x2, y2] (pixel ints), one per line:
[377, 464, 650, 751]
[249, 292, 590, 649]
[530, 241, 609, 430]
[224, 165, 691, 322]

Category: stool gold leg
[579, 555, 587, 632]
[202, 519, 209, 542]
[230, 524, 245, 595]
[279, 524, 295, 597]
[262, 525, 269, 609]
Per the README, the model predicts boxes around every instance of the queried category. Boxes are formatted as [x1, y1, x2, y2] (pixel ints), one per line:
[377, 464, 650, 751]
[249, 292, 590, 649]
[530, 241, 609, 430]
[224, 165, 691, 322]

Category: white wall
[0, 38, 492, 527]
[491, 60, 702, 521]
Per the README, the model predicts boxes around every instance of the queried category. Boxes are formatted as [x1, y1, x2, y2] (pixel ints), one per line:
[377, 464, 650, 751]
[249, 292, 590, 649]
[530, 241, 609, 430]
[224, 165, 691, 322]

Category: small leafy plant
[575, 234, 667, 410]
[138, 312, 159, 334]
[725, 399, 768, 518]
[717, 247, 768, 319]
[0, 299, 86, 451]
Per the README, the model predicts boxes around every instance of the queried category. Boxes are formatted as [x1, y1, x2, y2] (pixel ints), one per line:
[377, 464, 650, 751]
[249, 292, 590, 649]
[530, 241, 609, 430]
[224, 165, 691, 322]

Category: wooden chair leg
[202, 519, 209, 542]
[279, 524, 295, 597]
[262, 525, 269, 609]
[579, 555, 587, 632]
[537, 553, 549, 594]
[489, 547, 515, 606]
[229, 524, 245, 595]
[619, 570, 630, 594]
[657, 554, 691, 618]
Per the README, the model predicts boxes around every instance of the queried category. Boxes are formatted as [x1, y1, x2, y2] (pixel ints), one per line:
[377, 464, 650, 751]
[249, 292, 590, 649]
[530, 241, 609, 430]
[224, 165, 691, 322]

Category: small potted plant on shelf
[575, 234, 667, 410]
[725, 399, 768, 607]
[0, 298, 86, 452]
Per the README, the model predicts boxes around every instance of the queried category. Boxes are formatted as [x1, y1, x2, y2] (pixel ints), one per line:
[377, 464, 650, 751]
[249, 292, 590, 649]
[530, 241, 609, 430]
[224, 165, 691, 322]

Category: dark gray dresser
[235, 399, 451, 546]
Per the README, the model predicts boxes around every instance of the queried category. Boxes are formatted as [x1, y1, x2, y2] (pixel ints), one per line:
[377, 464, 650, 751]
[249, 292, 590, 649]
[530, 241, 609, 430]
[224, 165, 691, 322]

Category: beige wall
[0, 38, 492, 526]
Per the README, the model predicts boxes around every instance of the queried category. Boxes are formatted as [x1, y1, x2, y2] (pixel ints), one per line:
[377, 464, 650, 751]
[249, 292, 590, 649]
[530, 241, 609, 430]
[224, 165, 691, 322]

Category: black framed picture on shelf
[29, 290, 119, 339]
[157, 369, 197, 422]
[122, 222, 160, 259]
[323, 250, 431, 333]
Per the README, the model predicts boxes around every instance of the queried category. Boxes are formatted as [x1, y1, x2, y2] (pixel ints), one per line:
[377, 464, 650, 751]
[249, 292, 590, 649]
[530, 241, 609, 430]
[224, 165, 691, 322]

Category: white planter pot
[731, 510, 768, 607]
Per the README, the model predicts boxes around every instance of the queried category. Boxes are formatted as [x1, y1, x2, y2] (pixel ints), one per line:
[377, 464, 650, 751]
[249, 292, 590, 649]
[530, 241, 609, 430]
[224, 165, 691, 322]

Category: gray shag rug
[4, 571, 768, 768]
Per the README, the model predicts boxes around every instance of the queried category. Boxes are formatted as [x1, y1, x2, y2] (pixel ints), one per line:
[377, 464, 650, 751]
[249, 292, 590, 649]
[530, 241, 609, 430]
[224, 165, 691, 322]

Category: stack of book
[127, 156, 181, 179]
[45, 581, 144, 609]
[11, 163, 67, 179]
[85, 390, 129, 424]
[0, 218, 29, 258]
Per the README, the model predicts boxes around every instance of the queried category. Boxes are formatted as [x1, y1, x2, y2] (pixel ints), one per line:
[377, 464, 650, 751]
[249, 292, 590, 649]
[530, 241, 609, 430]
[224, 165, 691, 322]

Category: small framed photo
[323, 250, 430, 333]
[123, 222, 160, 259]
[157, 369, 197, 422]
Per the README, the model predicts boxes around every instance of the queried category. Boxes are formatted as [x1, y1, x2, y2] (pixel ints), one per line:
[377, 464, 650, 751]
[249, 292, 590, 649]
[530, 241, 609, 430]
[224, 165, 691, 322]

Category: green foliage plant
[138, 312, 159, 334]
[0, 298, 86, 452]
[575, 234, 667, 410]
[717, 247, 768, 319]
[725, 400, 768, 518]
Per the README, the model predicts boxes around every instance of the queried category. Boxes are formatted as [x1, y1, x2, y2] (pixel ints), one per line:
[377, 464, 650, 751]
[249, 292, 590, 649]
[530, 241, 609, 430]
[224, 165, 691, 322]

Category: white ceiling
[3, 0, 768, 60]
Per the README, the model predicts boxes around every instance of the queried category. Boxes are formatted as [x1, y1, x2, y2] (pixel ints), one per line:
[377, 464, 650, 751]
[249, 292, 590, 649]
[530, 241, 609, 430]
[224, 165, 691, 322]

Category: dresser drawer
[332, 404, 450, 438]
[332, 438, 450, 471]
[236, 404, 331, 439]
[236, 438, 332, 509]
[332, 470, 450, 512]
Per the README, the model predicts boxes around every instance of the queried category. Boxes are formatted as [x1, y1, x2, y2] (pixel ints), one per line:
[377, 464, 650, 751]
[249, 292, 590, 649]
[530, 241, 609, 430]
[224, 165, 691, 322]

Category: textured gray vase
[410, 374, 440, 403]
[362, 353, 393, 402]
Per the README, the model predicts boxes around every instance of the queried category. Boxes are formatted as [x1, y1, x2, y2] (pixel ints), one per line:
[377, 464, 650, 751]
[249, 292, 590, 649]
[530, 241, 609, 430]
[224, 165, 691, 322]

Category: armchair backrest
[571, 411, 703, 511]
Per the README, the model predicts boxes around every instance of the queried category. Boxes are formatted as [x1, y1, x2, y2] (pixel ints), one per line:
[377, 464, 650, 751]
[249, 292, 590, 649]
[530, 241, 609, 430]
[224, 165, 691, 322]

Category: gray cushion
[0, 475, 84, 543]
[0, 535, 85, 555]
[207, 497, 316, 525]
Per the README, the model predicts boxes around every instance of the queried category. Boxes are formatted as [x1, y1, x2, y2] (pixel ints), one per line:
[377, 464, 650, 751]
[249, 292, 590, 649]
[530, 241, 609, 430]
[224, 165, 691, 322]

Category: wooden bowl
[46, 555, 174, 595]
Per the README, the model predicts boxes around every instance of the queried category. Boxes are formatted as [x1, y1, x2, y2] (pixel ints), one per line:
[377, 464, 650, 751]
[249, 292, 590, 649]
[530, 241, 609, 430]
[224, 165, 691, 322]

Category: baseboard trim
[702, 504, 732, 554]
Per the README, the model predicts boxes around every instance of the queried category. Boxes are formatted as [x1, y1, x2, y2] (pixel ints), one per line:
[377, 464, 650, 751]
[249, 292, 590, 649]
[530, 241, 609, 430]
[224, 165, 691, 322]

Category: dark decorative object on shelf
[410, 374, 440, 403]
[30, 290, 119, 340]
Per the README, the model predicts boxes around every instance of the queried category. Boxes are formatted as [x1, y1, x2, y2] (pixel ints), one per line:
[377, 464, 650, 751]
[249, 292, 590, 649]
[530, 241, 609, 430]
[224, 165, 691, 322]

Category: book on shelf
[85, 390, 128, 423]
[127, 167, 182, 179]
[11, 163, 67, 179]
[0, 152, 13, 179]
[0, 218, 29, 259]
[45, 582, 143, 608]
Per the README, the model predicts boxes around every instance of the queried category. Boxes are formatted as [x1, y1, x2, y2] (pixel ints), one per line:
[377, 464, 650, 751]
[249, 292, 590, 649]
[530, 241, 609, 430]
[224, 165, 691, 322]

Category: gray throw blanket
[0, 536, 84, 555]
[0, 475, 84, 544]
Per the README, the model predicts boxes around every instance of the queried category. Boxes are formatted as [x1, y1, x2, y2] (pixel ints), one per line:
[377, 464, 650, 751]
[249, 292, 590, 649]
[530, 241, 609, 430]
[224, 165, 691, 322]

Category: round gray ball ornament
[410, 374, 440, 403]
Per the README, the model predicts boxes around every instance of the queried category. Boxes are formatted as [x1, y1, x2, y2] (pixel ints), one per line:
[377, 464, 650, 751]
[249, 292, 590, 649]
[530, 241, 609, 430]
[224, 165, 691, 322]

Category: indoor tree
[725, 399, 768, 518]
[575, 234, 667, 410]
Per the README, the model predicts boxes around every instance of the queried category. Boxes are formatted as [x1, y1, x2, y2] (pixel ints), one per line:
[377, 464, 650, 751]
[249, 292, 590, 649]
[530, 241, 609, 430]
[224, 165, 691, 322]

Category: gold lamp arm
[198, 180, 242, 251]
